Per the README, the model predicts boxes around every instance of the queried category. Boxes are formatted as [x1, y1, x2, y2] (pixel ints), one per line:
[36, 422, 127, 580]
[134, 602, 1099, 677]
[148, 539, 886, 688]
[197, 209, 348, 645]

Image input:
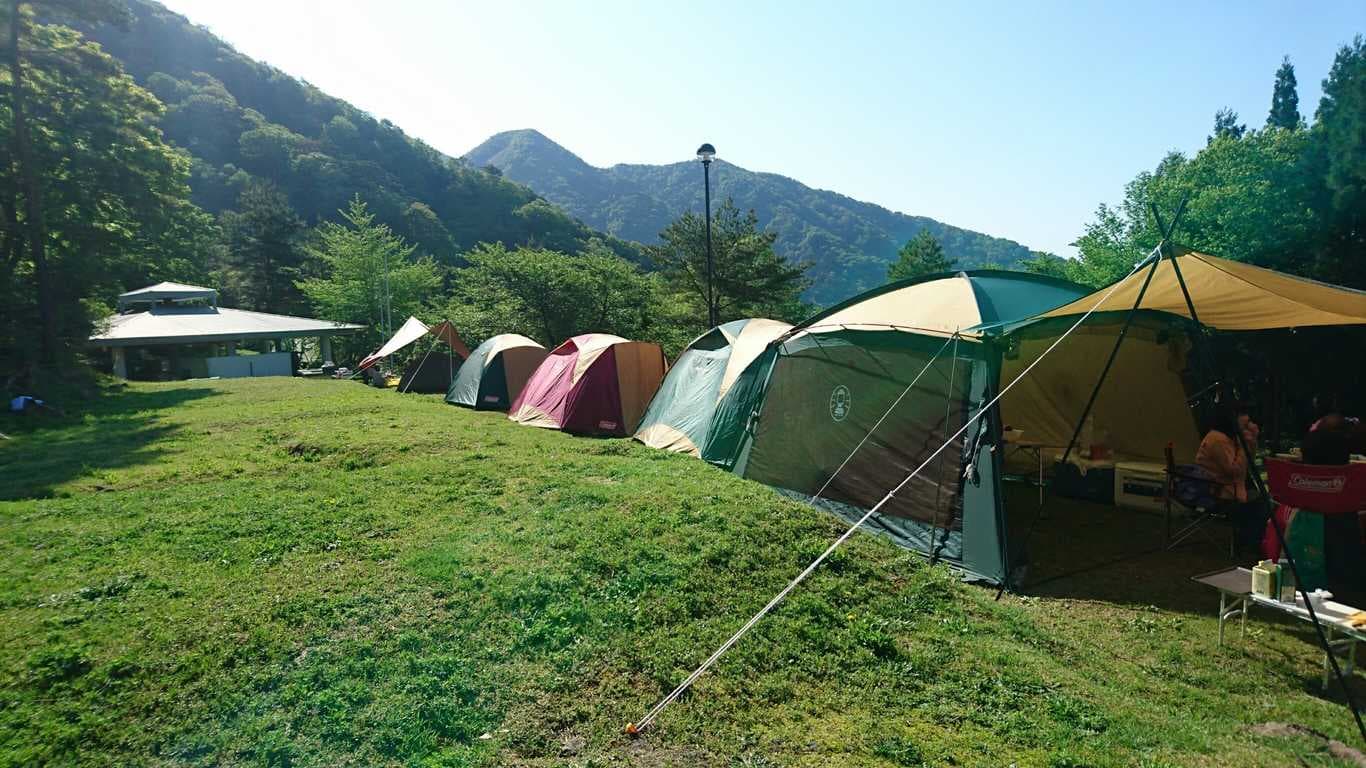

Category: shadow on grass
[0, 386, 218, 501]
[1009, 484, 1238, 614]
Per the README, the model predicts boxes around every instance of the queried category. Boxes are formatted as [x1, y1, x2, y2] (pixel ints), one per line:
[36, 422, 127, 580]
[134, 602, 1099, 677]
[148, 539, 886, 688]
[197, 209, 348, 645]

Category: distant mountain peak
[464, 130, 1035, 305]
[471, 129, 589, 171]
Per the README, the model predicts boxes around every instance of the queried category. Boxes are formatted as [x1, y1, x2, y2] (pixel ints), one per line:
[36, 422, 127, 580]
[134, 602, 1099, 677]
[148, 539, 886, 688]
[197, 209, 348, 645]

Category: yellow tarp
[1038, 250, 1366, 330]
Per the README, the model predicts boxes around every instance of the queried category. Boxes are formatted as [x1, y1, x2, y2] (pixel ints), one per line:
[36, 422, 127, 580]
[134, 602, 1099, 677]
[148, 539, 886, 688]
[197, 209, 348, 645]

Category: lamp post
[696, 143, 716, 328]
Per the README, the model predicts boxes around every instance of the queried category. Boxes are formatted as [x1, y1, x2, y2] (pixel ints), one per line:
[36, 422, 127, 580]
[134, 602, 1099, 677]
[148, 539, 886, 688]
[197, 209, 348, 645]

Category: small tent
[446, 334, 549, 411]
[635, 318, 792, 456]
[717, 255, 1366, 588]
[358, 316, 471, 393]
[509, 333, 668, 436]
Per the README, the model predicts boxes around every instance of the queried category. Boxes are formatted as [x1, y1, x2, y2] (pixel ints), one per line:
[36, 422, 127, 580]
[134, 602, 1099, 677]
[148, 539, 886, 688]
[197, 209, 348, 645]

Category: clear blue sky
[159, 0, 1362, 257]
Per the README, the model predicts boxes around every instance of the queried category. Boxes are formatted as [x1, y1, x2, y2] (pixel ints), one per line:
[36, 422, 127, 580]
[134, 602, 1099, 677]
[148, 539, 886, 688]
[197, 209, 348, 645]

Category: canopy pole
[1057, 253, 1165, 467]
[1056, 197, 1189, 471]
[1154, 208, 1366, 745]
[1014, 199, 1187, 579]
[399, 334, 444, 394]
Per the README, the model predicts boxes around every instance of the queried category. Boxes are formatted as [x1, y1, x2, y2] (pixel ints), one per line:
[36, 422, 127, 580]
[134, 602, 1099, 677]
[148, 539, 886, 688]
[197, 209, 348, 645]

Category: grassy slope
[0, 379, 1359, 767]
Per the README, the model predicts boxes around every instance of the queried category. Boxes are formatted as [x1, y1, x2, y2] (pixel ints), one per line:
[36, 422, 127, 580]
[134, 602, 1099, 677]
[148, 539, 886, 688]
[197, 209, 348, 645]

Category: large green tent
[635, 318, 791, 456]
[714, 256, 1366, 588]
[709, 270, 1092, 585]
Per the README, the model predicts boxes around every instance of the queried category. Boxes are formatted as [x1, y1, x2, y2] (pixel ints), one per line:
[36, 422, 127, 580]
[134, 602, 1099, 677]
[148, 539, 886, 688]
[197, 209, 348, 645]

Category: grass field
[2, 378, 1363, 767]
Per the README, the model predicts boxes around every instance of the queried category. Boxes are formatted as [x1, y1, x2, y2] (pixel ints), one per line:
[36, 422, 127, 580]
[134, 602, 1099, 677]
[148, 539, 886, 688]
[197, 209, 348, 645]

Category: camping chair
[1164, 442, 1233, 555]
[1264, 460, 1366, 591]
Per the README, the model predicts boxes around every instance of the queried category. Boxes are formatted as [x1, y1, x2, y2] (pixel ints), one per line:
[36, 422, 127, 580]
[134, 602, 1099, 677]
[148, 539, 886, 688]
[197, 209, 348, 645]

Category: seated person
[1197, 403, 1265, 552]
[1304, 413, 1351, 465]
[1302, 414, 1364, 596]
[1239, 412, 1260, 449]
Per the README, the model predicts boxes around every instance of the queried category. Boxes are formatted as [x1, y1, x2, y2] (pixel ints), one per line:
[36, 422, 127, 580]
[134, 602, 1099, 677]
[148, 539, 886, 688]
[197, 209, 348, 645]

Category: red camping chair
[1266, 460, 1366, 515]
[1264, 460, 1366, 589]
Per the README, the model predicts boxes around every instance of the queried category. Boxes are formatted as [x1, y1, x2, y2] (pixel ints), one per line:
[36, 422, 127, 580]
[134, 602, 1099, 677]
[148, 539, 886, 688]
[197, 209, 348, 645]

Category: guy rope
[625, 250, 1148, 735]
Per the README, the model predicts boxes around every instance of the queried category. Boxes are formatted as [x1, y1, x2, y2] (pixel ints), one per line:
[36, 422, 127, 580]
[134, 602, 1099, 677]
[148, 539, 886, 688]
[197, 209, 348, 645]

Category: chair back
[1266, 458, 1366, 515]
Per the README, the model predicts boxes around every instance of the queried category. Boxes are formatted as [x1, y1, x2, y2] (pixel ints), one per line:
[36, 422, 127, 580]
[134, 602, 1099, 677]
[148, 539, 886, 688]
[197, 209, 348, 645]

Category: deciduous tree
[297, 196, 440, 353]
[1, 0, 213, 372]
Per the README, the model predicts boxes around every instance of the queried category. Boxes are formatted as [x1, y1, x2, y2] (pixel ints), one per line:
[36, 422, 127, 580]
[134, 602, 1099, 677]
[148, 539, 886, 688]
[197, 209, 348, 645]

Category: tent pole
[929, 333, 961, 563]
[1159, 225, 1366, 745]
[1013, 250, 1161, 584]
[1056, 250, 1163, 469]
[1057, 197, 1188, 471]
[1018, 199, 1187, 579]
[400, 334, 444, 394]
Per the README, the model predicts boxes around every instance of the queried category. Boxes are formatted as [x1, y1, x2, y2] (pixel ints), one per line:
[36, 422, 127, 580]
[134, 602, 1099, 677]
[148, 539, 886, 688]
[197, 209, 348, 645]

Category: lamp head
[696, 143, 716, 163]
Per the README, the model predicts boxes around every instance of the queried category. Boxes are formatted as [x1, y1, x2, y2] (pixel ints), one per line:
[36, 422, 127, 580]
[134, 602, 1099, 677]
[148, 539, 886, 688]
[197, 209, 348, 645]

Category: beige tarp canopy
[1035, 249, 1366, 330]
[999, 250, 1366, 467]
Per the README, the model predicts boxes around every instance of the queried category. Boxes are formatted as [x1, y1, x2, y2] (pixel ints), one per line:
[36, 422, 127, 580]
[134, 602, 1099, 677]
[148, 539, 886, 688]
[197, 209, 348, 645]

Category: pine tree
[887, 232, 956, 282]
[1208, 108, 1247, 145]
[1267, 55, 1301, 129]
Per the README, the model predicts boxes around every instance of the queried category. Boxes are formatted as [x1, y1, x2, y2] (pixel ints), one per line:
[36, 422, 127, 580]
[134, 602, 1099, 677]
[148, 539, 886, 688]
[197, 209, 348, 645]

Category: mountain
[467, 130, 1038, 304]
[75, 2, 637, 265]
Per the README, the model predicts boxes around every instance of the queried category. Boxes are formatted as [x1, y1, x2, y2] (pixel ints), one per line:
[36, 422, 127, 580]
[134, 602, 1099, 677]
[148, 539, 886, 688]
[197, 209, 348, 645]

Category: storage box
[1114, 461, 1167, 513]
[1052, 461, 1115, 504]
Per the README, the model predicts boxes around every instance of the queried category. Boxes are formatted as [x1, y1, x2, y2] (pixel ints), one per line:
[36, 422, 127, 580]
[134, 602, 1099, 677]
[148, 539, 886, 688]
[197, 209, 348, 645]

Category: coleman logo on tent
[598, 420, 618, 430]
[482, 395, 499, 403]
[829, 385, 851, 422]
[1289, 473, 1346, 493]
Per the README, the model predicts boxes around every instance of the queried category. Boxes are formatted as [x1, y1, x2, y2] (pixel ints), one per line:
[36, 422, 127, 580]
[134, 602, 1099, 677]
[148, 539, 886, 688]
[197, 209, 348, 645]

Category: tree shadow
[0, 386, 218, 501]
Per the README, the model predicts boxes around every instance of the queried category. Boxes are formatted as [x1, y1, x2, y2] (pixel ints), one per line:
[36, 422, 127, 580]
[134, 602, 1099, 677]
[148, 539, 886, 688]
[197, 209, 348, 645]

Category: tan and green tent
[445, 334, 548, 411]
[635, 318, 792, 456]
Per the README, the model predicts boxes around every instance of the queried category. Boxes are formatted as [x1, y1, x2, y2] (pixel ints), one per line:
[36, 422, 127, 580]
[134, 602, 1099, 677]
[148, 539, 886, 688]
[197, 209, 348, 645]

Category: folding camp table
[1003, 437, 1051, 505]
[1194, 565, 1366, 688]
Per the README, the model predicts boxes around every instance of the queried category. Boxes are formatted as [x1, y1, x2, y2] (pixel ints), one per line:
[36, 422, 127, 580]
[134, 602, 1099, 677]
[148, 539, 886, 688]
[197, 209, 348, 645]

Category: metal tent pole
[1057, 196, 1187, 469]
[1154, 211, 1366, 744]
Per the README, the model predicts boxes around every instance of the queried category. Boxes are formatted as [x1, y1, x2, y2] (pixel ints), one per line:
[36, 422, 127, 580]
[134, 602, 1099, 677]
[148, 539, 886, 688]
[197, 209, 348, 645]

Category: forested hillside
[467, 129, 1038, 304]
[75, 1, 632, 265]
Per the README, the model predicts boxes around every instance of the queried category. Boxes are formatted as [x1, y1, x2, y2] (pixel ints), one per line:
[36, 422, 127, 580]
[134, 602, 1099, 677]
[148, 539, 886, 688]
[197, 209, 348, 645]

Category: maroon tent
[508, 333, 667, 436]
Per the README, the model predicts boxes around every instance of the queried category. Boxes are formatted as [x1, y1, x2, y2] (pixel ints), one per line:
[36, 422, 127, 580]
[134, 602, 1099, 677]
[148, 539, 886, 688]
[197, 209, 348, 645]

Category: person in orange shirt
[1197, 403, 1264, 552]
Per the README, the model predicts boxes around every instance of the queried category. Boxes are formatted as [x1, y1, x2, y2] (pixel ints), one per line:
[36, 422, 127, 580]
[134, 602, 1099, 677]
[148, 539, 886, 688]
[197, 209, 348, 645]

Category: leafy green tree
[402, 201, 455, 263]
[1019, 251, 1073, 281]
[447, 241, 658, 346]
[1311, 36, 1366, 288]
[1208, 108, 1247, 144]
[886, 231, 957, 282]
[1267, 55, 1302, 129]
[1067, 129, 1324, 287]
[647, 199, 810, 330]
[1, 0, 214, 371]
[297, 196, 441, 353]
[219, 181, 306, 313]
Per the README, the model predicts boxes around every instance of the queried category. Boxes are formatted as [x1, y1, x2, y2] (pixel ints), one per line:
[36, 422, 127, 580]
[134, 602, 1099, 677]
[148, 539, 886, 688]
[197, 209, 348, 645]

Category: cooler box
[1114, 461, 1167, 513]
[1052, 460, 1114, 504]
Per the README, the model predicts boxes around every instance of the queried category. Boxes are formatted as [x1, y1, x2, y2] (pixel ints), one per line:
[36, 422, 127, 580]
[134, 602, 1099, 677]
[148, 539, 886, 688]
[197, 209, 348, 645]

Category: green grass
[1, 378, 1362, 766]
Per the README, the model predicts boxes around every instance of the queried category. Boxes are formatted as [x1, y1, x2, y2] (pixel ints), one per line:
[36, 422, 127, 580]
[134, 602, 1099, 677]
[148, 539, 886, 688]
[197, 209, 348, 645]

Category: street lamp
[696, 143, 717, 328]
